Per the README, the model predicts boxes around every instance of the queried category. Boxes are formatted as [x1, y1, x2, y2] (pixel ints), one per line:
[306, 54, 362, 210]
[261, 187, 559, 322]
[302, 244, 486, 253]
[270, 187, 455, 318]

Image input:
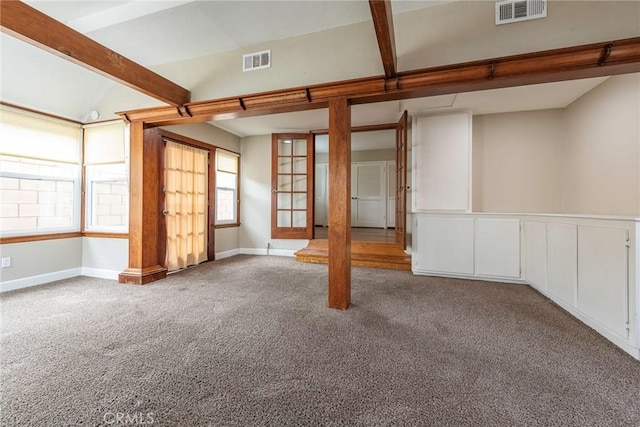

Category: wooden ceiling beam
[0, 0, 190, 106]
[310, 123, 398, 135]
[369, 0, 397, 79]
[119, 37, 640, 126]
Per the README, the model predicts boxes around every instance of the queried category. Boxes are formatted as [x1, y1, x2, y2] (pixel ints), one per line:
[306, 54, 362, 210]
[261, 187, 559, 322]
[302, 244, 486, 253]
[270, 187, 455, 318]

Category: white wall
[0, 238, 82, 291]
[561, 74, 640, 217]
[472, 74, 640, 217]
[81, 237, 128, 279]
[473, 110, 564, 213]
[161, 122, 241, 153]
[396, 1, 640, 71]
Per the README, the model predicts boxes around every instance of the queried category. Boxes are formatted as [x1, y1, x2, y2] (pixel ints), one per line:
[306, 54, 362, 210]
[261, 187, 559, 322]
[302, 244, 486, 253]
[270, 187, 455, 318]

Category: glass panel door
[395, 111, 408, 248]
[271, 134, 313, 239]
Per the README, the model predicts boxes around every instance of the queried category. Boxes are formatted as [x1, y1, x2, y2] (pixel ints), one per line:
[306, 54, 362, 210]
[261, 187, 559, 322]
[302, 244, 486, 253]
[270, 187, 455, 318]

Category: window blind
[0, 107, 81, 164]
[216, 150, 238, 174]
[84, 121, 126, 165]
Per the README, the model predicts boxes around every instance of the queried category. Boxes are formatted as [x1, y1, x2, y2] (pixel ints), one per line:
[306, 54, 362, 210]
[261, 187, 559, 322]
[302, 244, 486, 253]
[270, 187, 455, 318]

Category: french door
[395, 111, 408, 248]
[163, 140, 208, 271]
[271, 133, 314, 239]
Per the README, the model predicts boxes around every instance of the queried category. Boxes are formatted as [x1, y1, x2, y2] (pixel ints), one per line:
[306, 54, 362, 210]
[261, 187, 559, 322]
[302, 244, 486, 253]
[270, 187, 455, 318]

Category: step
[295, 240, 411, 271]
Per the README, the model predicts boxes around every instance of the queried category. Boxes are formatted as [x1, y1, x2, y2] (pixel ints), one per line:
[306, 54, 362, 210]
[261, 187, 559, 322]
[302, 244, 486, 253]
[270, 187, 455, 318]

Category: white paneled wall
[413, 212, 639, 360]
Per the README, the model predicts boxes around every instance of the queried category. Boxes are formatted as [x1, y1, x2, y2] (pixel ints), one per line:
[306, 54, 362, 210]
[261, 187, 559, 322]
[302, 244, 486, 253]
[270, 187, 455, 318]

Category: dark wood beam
[369, 0, 397, 79]
[119, 37, 640, 126]
[328, 97, 352, 310]
[0, 0, 190, 106]
[311, 122, 398, 135]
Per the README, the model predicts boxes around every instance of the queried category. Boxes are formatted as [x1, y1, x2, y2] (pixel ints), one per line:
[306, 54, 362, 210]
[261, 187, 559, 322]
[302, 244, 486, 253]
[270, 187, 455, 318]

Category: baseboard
[215, 249, 240, 260]
[412, 270, 526, 285]
[0, 268, 82, 293]
[239, 248, 267, 256]
[267, 249, 296, 257]
[81, 267, 120, 281]
[239, 248, 296, 257]
[528, 282, 640, 361]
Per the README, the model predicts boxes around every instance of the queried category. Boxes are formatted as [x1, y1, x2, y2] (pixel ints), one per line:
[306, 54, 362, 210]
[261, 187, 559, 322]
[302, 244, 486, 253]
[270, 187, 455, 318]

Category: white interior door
[314, 163, 328, 226]
[351, 162, 386, 228]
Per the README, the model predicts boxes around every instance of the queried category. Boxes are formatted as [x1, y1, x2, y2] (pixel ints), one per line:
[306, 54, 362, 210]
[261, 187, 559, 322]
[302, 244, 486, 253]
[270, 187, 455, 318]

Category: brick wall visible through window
[91, 180, 128, 227]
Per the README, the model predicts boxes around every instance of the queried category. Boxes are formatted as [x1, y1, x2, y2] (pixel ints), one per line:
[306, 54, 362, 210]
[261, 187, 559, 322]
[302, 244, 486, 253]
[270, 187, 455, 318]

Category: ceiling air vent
[243, 50, 271, 72]
[495, 0, 547, 25]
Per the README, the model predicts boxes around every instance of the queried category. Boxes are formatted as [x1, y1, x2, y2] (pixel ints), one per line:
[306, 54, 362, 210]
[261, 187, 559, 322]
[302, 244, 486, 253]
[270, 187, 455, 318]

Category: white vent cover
[243, 50, 271, 72]
[495, 0, 546, 25]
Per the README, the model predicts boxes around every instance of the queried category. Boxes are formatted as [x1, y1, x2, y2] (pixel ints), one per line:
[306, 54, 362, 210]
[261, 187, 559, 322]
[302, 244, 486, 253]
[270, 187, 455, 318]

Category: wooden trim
[118, 125, 167, 284]
[310, 122, 398, 135]
[271, 134, 314, 239]
[327, 98, 351, 310]
[119, 37, 640, 126]
[395, 111, 408, 249]
[0, 101, 83, 125]
[214, 223, 240, 229]
[82, 232, 129, 239]
[0, 232, 82, 244]
[159, 129, 215, 152]
[369, 0, 397, 79]
[80, 129, 87, 233]
[0, 1, 190, 106]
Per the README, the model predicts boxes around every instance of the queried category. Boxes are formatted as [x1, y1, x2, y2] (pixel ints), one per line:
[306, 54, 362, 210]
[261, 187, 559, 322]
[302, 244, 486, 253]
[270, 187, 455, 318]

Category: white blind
[84, 122, 126, 165]
[217, 149, 238, 174]
[0, 108, 81, 164]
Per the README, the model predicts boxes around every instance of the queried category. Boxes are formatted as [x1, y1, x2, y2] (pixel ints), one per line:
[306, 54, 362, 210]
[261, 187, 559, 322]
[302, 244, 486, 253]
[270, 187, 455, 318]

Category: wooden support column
[118, 123, 167, 285]
[328, 98, 351, 309]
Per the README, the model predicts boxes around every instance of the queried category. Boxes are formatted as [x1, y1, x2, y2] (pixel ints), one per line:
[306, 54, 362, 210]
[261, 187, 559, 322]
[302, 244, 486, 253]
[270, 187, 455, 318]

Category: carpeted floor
[1, 255, 639, 426]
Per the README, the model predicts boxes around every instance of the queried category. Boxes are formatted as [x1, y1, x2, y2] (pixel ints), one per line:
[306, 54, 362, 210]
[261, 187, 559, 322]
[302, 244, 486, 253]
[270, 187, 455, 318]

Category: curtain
[164, 141, 208, 271]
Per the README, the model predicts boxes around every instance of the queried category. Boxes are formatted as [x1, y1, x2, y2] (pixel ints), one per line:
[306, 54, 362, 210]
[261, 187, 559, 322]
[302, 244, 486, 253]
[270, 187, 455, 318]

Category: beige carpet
[1, 255, 639, 426]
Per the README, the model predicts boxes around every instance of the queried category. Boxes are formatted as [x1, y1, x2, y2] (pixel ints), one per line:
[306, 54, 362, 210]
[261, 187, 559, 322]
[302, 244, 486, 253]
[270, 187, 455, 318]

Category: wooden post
[328, 98, 351, 309]
[118, 123, 167, 284]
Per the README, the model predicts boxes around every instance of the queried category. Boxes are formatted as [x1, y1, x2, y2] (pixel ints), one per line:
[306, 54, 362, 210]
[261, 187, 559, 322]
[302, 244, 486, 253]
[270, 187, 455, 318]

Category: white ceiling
[215, 76, 609, 138]
[25, 1, 456, 67]
[0, 0, 614, 138]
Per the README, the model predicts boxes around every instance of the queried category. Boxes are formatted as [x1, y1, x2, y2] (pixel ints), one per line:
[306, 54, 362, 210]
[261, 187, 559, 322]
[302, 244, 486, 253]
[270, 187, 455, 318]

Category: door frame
[271, 133, 315, 239]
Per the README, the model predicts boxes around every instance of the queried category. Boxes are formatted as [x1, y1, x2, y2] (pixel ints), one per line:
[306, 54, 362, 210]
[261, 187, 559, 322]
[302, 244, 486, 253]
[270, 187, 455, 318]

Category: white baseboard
[215, 249, 240, 260]
[215, 248, 297, 258]
[266, 249, 296, 257]
[239, 248, 267, 256]
[528, 282, 640, 361]
[412, 270, 526, 285]
[0, 268, 82, 293]
[81, 267, 120, 281]
[238, 248, 296, 257]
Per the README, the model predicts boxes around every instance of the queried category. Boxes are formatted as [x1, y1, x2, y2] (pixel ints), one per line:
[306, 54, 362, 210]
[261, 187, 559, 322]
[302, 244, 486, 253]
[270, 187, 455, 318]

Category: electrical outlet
[1, 257, 11, 268]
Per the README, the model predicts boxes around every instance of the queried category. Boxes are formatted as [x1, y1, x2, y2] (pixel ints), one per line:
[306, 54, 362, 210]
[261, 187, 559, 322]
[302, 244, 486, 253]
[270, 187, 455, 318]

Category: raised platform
[295, 240, 411, 271]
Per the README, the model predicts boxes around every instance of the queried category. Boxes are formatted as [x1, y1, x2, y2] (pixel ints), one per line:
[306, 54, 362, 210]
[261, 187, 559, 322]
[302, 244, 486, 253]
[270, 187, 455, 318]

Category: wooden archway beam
[369, 0, 397, 79]
[0, 0, 190, 106]
[118, 37, 640, 125]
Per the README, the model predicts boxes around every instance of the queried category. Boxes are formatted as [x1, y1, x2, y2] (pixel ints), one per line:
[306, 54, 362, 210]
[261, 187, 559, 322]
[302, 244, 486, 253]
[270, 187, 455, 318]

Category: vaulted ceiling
[2, 1, 638, 135]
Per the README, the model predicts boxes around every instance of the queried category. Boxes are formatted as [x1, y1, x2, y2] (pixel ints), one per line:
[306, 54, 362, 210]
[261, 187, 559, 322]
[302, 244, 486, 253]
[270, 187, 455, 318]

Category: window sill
[82, 231, 129, 239]
[0, 232, 82, 244]
[214, 223, 241, 229]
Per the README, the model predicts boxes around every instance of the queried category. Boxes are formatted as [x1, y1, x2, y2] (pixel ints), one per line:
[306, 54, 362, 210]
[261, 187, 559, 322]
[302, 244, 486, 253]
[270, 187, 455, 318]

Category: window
[215, 149, 239, 225]
[83, 122, 128, 232]
[0, 107, 81, 237]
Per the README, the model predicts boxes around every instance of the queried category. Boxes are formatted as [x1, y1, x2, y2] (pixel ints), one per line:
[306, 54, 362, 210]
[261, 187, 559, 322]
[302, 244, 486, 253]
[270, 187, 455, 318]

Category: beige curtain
[165, 141, 208, 271]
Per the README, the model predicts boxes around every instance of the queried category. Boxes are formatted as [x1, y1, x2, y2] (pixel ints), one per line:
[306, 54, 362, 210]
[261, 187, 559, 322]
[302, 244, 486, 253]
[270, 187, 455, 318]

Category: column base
[118, 266, 167, 285]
